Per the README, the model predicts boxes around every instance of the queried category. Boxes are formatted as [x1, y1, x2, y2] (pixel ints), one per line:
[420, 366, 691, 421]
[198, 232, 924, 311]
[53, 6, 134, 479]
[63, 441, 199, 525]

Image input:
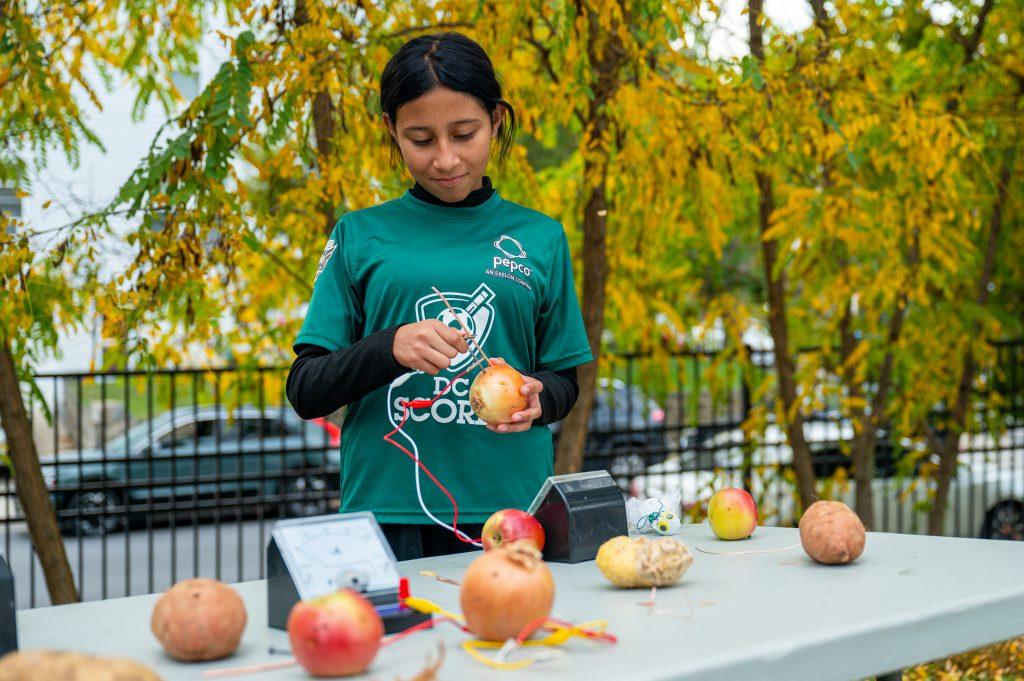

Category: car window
[236, 417, 291, 438]
[193, 418, 226, 443]
[158, 422, 197, 448]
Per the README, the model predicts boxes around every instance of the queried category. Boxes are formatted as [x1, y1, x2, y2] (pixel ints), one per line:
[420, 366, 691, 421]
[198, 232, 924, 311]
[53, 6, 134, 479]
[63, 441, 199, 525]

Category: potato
[595, 536, 693, 588]
[0, 650, 161, 681]
[799, 500, 866, 565]
[151, 578, 246, 662]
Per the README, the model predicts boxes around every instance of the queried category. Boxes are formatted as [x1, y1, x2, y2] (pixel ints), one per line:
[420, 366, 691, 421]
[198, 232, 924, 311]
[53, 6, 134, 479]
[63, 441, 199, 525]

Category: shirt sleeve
[286, 326, 408, 419]
[532, 366, 579, 426]
[294, 219, 362, 352]
[535, 231, 594, 371]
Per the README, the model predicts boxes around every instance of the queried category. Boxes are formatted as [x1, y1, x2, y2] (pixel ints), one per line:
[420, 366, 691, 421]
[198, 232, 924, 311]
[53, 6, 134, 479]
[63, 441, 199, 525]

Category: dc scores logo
[395, 284, 498, 426]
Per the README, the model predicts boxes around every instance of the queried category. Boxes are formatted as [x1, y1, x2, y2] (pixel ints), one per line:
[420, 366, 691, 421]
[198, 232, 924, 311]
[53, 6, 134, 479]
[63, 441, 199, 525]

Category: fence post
[741, 345, 754, 494]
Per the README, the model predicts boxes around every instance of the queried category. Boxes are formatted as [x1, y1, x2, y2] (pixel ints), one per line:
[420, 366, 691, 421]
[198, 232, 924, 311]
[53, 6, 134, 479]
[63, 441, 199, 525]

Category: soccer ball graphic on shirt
[415, 283, 496, 372]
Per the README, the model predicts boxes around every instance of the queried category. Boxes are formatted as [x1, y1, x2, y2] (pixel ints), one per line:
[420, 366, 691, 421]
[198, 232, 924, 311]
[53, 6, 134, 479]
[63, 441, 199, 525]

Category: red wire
[380, 613, 475, 647]
[383, 369, 482, 545]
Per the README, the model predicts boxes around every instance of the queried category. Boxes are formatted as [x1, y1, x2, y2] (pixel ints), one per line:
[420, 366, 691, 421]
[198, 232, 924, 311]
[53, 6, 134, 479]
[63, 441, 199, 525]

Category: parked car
[549, 378, 668, 486]
[674, 411, 857, 476]
[631, 418, 1024, 540]
[41, 406, 341, 535]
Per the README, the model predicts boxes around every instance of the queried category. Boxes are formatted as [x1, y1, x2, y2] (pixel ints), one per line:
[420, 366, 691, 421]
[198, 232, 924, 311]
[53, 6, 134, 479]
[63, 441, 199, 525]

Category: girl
[287, 32, 592, 561]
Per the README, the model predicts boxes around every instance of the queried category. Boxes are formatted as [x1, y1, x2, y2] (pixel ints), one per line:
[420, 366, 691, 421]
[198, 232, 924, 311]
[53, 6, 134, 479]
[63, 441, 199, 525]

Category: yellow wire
[402, 596, 612, 671]
[463, 642, 537, 671]
[403, 596, 465, 623]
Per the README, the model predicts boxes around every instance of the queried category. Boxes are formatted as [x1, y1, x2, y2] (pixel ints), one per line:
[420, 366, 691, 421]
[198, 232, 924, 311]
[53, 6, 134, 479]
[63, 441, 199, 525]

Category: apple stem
[431, 286, 494, 367]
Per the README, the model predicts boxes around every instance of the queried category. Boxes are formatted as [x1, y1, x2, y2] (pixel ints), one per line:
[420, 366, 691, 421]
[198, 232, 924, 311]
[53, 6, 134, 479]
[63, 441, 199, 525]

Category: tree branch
[376, 22, 474, 41]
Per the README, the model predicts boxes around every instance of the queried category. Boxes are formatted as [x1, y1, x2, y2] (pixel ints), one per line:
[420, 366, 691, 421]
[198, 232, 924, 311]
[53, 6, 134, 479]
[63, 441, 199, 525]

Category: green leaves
[740, 55, 765, 91]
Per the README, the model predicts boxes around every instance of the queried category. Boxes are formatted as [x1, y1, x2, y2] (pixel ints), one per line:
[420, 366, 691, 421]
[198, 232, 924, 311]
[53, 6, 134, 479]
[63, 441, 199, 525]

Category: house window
[0, 187, 21, 220]
[171, 71, 199, 101]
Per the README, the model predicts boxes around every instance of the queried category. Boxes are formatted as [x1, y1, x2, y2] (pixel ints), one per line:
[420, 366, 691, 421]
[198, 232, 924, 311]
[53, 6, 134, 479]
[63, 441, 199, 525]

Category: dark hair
[379, 32, 518, 169]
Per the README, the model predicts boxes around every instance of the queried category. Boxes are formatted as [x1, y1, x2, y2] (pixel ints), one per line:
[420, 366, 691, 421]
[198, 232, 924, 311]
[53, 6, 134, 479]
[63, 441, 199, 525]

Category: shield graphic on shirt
[414, 283, 496, 372]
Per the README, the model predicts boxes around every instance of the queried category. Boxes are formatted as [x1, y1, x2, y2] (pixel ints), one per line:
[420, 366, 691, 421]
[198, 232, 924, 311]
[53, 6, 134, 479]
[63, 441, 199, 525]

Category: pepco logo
[493, 234, 527, 259]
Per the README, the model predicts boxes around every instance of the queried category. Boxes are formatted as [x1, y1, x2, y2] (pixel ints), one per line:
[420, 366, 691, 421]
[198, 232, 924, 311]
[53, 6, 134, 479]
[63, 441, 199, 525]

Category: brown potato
[799, 500, 866, 565]
[0, 650, 161, 681]
[151, 578, 246, 662]
[595, 536, 694, 588]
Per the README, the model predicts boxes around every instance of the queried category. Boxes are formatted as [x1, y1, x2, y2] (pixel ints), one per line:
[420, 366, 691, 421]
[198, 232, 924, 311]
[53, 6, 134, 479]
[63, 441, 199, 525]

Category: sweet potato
[799, 500, 866, 565]
[151, 578, 246, 662]
[0, 650, 161, 681]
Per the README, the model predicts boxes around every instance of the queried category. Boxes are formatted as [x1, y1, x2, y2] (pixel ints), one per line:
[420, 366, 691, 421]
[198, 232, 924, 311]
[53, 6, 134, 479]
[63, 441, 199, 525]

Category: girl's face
[385, 87, 503, 202]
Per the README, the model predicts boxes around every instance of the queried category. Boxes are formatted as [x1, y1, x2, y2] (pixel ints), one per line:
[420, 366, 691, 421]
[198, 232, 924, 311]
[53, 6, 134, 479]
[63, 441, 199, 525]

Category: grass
[863, 637, 1024, 680]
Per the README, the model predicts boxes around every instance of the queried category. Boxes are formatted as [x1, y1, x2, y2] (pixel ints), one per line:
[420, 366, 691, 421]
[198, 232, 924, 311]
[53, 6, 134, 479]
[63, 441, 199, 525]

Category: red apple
[481, 509, 545, 552]
[286, 589, 383, 677]
[707, 487, 758, 540]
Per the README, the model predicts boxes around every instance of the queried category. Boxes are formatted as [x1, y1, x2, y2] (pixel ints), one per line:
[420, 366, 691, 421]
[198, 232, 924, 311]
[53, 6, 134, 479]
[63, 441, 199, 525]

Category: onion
[460, 541, 554, 641]
[469, 364, 528, 425]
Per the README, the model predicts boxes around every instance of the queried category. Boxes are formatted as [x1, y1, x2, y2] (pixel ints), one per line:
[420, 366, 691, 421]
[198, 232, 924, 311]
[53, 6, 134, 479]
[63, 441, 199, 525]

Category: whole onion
[469, 364, 528, 425]
[460, 541, 554, 641]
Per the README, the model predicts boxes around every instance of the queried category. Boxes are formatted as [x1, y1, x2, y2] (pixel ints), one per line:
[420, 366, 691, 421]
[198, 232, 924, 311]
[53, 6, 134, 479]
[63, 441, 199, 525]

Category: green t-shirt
[295, 189, 593, 524]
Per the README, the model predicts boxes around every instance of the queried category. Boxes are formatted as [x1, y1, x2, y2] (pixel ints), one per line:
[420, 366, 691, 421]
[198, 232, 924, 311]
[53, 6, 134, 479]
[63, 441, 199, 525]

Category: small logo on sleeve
[315, 239, 337, 282]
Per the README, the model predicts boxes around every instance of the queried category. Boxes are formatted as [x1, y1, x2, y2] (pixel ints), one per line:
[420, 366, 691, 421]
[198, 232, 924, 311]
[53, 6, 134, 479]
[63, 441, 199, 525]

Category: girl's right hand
[393, 320, 470, 375]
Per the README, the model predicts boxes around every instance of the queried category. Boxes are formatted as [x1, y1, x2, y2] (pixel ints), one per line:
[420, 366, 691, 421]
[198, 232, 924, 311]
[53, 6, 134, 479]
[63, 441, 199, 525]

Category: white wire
[387, 373, 483, 547]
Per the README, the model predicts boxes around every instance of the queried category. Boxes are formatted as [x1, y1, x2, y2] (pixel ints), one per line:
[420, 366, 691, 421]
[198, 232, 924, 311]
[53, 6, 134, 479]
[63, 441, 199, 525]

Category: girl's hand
[486, 358, 543, 433]
[393, 320, 470, 375]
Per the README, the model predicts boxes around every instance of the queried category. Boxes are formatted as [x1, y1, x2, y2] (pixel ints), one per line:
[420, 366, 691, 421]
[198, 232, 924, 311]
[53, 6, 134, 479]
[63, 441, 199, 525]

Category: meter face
[273, 513, 400, 600]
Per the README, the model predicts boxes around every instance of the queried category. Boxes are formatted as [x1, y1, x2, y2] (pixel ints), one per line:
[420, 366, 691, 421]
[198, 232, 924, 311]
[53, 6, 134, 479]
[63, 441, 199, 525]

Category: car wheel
[284, 474, 329, 517]
[62, 490, 125, 536]
[981, 501, 1024, 541]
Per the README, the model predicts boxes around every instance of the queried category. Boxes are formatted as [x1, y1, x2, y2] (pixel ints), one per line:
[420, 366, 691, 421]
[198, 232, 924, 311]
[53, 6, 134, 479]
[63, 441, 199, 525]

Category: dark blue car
[41, 406, 340, 535]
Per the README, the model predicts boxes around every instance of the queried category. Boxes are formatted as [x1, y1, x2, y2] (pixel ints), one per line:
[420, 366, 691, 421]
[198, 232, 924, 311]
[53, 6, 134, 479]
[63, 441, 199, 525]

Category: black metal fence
[1, 367, 339, 608]
[2, 341, 1022, 608]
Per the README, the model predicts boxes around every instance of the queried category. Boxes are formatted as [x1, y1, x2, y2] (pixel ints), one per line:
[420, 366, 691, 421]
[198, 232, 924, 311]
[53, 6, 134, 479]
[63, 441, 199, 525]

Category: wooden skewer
[202, 658, 297, 678]
[431, 286, 494, 368]
[419, 569, 461, 586]
[465, 355, 489, 374]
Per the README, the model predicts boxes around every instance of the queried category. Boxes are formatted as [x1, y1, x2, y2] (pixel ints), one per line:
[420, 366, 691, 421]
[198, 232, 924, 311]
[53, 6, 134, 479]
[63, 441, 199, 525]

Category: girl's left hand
[486, 358, 543, 434]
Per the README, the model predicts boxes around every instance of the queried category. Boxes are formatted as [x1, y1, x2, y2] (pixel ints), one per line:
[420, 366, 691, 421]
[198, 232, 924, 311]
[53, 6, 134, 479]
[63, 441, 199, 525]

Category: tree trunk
[839, 305, 873, 528]
[928, 137, 1015, 535]
[749, 0, 817, 512]
[852, 290, 908, 528]
[553, 2, 625, 475]
[313, 90, 337, 236]
[756, 170, 816, 511]
[294, 0, 339, 237]
[555, 185, 609, 474]
[0, 341, 79, 604]
[808, 0, 882, 524]
[925, 2, 1007, 535]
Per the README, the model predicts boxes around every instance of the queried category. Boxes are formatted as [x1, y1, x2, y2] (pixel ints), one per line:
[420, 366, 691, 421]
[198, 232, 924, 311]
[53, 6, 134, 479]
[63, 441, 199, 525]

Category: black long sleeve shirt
[287, 176, 582, 425]
[286, 330, 579, 425]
